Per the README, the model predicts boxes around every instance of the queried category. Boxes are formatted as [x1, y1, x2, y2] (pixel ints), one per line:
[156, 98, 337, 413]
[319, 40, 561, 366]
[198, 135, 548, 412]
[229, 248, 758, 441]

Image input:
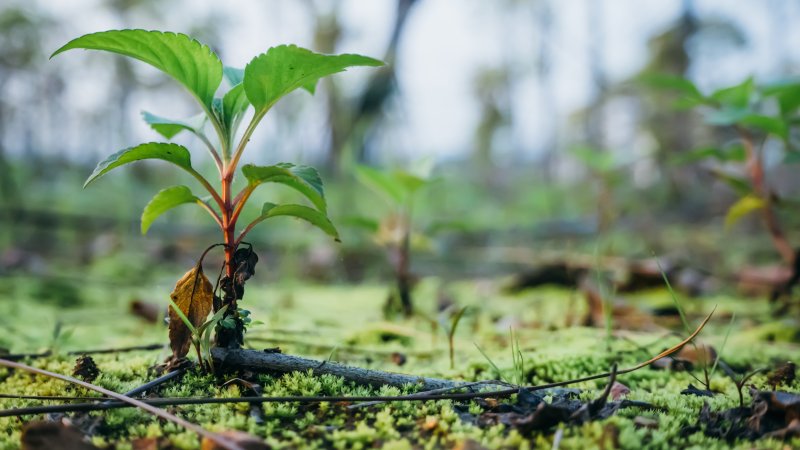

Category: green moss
[1, 280, 800, 448]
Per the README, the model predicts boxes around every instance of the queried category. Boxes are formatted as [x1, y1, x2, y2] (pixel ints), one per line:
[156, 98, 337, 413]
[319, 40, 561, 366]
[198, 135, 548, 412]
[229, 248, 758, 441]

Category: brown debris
[201, 430, 269, 450]
[767, 362, 796, 391]
[130, 299, 162, 323]
[72, 355, 100, 383]
[610, 382, 630, 401]
[683, 389, 800, 442]
[390, 352, 407, 366]
[21, 421, 99, 450]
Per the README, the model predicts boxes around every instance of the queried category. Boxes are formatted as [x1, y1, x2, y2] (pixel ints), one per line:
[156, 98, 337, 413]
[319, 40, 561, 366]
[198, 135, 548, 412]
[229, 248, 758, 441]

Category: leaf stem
[187, 167, 224, 209]
[230, 185, 256, 225]
[202, 105, 229, 163]
[228, 112, 265, 175]
[235, 217, 263, 246]
[196, 132, 223, 175]
[195, 200, 223, 229]
[737, 126, 794, 265]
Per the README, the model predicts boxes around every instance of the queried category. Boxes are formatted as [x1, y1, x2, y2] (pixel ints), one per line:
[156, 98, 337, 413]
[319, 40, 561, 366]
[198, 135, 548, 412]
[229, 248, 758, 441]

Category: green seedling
[474, 328, 527, 386]
[658, 256, 716, 391]
[643, 74, 800, 267]
[570, 146, 627, 233]
[352, 164, 432, 317]
[168, 300, 227, 371]
[52, 29, 382, 349]
[438, 306, 468, 370]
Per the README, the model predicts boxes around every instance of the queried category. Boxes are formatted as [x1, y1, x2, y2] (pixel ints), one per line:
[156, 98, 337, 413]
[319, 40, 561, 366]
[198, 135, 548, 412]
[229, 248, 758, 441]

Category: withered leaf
[168, 265, 214, 359]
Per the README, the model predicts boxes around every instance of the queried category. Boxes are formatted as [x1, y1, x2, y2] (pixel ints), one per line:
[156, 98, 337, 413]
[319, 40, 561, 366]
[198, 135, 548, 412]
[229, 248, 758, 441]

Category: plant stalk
[215, 168, 245, 348]
[738, 126, 794, 265]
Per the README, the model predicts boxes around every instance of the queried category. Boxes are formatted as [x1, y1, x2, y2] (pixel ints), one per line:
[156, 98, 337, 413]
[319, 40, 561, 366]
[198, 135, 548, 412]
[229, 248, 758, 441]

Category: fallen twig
[215, 308, 714, 392]
[212, 347, 462, 390]
[120, 368, 185, 398]
[3, 343, 166, 361]
[245, 336, 435, 358]
[0, 358, 244, 450]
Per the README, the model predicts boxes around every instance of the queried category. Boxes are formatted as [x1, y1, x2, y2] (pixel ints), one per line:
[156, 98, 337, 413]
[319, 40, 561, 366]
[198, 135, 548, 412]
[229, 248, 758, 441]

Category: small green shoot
[474, 327, 527, 386]
[353, 164, 433, 317]
[439, 306, 468, 370]
[168, 298, 228, 371]
[510, 328, 526, 386]
[710, 312, 736, 379]
[474, 342, 508, 384]
[656, 255, 715, 390]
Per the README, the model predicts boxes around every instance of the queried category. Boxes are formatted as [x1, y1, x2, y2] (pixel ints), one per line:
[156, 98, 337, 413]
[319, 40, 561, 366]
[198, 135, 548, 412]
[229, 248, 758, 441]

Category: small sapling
[52, 29, 382, 364]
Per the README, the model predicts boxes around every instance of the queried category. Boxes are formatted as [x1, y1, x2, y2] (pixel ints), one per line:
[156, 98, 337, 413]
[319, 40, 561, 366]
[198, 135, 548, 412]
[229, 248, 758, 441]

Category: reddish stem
[221, 170, 236, 282]
[738, 126, 794, 265]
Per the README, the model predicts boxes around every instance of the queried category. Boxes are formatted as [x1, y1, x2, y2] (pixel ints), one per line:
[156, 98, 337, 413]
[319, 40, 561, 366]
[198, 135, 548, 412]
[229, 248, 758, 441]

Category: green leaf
[168, 297, 197, 335]
[724, 195, 765, 230]
[638, 73, 703, 98]
[570, 146, 616, 172]
[671, 147, 724, 165]
[223, 66, 245, 85]
[197, 305, 228, 336]
[738, 115, 789, 139]
[354, 165, 405, 204]
[340, 216, 380, 232]
[252, 202, 340, 241]
[244, 44, 383, 115]
[141, 185, 200, 234]
[51, 29, 223, 109]
[394, 171, 427, 195]
[84, 142, 193, 187]
[709, 169, 752, 196]
[241, 163, 327, 212]
[710, 77, 754, 109]
[705, 108, 752, 126]
[761, 78, 800, 116]
[222, 83, 250, 133]
[672, 145, 746, 165]
[141, 111, 206, 139]
[706, 110, 790, 139]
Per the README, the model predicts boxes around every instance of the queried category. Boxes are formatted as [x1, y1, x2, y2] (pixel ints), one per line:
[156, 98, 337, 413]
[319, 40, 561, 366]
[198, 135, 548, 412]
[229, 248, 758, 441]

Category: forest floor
[1, 270, 800, 449]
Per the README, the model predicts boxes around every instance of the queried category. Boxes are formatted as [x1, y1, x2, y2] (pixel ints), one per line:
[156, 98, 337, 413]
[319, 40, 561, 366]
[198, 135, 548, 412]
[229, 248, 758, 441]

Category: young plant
[570, 146, 626, 233]
[352, 164, 431, 317]
[643, 74, 800, 266]
[474, 328, 527, 386]
[168, 298, 228, 372]
[52, 30, 382, 356]
[438, 306, 468, 370]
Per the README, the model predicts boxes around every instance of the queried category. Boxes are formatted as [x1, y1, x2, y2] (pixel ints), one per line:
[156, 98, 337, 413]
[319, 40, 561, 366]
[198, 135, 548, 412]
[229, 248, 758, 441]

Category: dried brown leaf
[169, 265, 214, 359]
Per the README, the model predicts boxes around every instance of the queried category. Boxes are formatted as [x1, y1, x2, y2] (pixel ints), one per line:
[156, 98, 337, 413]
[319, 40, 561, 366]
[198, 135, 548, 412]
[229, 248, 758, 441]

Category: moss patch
[1, 276, 799, 448]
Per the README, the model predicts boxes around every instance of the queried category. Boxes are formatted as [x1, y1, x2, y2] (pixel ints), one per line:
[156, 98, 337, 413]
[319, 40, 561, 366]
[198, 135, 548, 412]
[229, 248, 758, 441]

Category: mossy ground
[1, 272, 800, 449]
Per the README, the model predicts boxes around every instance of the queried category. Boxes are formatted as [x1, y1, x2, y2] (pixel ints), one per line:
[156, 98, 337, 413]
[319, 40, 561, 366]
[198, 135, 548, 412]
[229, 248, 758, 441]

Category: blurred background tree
[1, 0, 799, 286]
